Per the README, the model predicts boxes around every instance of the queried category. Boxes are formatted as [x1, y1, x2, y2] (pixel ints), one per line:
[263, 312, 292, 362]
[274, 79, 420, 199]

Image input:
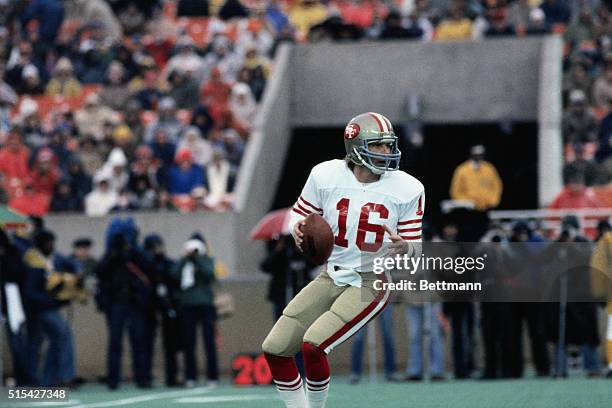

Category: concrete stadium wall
[291, 37, 543, 125]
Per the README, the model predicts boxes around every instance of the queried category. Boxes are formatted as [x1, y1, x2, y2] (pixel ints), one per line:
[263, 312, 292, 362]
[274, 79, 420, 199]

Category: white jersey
[289, 160, 424, 280]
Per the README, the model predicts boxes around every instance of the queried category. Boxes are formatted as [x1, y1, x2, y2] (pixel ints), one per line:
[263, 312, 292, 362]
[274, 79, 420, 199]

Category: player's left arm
[385, 189, 425, 256]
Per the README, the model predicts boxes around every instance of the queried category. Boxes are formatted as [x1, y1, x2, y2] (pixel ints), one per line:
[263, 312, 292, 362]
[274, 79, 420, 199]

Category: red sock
[303, 342, 330, 382]
[264, 353, 301, 387]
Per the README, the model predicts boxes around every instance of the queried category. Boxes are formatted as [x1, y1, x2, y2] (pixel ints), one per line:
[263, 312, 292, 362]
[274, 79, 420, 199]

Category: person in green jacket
[172, 233, 219, 387]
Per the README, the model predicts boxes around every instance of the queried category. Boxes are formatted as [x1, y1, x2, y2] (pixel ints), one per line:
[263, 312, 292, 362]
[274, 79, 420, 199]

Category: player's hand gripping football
[384, 225, 410, 256]
[292, 219, 306, 251]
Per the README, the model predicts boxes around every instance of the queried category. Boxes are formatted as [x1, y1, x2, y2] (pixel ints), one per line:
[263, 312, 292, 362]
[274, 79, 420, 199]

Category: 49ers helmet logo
[344, 123, 360, 140]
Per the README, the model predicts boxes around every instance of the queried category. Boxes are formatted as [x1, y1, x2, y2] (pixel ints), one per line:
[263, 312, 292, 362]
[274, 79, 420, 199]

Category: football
[300, 213, 334, 265]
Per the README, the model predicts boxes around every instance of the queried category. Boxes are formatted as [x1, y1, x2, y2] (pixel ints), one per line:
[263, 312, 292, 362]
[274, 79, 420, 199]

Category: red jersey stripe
[299, 196, 322, 212]
[295, 202, 313, 215]
[292, 208, 308, 217]
[401, 235, 422, 241]
[398, 227, 421, 233]
[398, 219, 422, 225]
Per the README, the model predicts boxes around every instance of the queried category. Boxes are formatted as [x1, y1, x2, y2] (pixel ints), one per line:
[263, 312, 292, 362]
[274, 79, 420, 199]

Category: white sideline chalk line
[69, 387, 212, 408]
[4, 400, 82, 407]
[175, 395, 276, 404]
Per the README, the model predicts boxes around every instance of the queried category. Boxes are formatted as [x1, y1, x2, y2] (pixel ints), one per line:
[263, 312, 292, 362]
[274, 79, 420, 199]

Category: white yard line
[174, 395, 276, 404]
[69, 387, 212, 408]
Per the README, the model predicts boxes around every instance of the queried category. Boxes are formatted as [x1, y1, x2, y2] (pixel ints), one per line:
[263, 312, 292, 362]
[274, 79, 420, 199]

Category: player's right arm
[288, 168, 324, 250]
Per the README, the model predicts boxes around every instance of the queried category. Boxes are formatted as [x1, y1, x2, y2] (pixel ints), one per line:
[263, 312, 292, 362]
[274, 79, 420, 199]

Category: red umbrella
[250, 208, 292, 240]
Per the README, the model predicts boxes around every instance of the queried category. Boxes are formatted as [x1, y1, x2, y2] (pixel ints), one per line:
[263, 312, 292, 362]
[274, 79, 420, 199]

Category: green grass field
[2, 375, 611, 408]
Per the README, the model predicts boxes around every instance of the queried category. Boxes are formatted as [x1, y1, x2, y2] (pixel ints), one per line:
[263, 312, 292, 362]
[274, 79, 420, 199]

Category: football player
[262, 112, 424, 408]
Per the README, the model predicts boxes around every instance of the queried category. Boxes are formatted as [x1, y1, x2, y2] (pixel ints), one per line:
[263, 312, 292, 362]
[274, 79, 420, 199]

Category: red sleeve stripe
[295, 202, 313, 215]
[398, 219, 422, 225]
[299, 196, 322, 212]
[400, 235, 422, 241]
[398, 227, 421, 233]
[292, 208, 308, 217]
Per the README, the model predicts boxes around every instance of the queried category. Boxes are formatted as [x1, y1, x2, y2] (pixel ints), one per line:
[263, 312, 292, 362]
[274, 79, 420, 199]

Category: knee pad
[303, 310, 344, 350]
[262, 315, 305, 357]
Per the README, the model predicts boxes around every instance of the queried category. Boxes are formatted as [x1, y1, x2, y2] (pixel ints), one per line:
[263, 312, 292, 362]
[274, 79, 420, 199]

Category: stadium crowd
[0, 0, 611, 217]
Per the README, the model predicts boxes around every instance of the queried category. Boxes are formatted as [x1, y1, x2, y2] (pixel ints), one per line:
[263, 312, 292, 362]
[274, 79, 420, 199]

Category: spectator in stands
[549, 172, 601, 209]
[143, 97, 183, 144]
[166, 148, 206, 197]
[97, 147, 129, 193]
[562, 89, 599, 144]
[540, 0, 571, 26]
[177, 126, 213, 167]
[593, 63, 612, 111]
[266, 0, 292, 35]
[229, 83, 257, 131]
[563, 63, 592, 103]
[6, 41, 45, 91]
[76, 136, 105, 177]
[23, 229, 76, 386]
[66, 157, 92, 205]
[163, 36, 205, 83]
[379, 11, 413, 39]
[18, 99, 45, 148]
[168, 70, 200, 110]
[564, 7, 597, 47]
[47, 129, 73, 172]
[84, 175, 119, 216]
[134, 68, 164, 111]
[95, 218, 153, 389]
[0, 128, 31, 189]
[20, 0, 65, 46]
[563, 144, 598, 186]
[75, 93, 118, 142]
[118, 2, 146, 35]
[45, 57, 82, 98]
[75, 44, 109, 84]
[129, 144, 161, 191]
[150, 128, 177, 170]
[506, 0, 530, 33]
[242, 46, 271, 84]
[484, 9, 516, 38]
[172, 234, 220, 387]
[435, 5, 473, 41]
[217, 127, 246, 169]
[10, 183, 51, 216]
[204, 149, 236, 210]
[18, 65, 44, 95]
[50, 178, 81, 212]
[404, 10, 434, 41]
[525, 8, 550, 35]
[100, 62, 131, 111]
[0, 64, 17, 136]
[64, 0, 123, 43]
[219, 0, 249, 21]
[201, 36, 242, 82]
[30, 148, 60, 200]
[191, 104, 215, 139]
[595, 135, 612, 184]
[201, 66, 233, 111]
[289, 0, 328, 40]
